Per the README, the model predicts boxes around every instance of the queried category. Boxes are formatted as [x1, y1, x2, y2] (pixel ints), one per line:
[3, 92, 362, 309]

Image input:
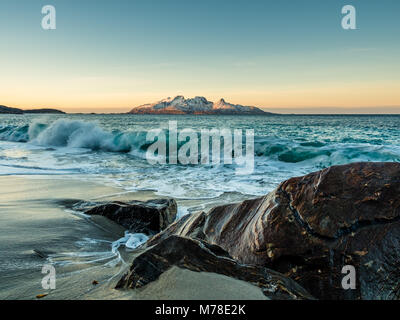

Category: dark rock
[116, 235, 314, 300]
[85, 198, 177, 234]
[148, 162, 400, 299]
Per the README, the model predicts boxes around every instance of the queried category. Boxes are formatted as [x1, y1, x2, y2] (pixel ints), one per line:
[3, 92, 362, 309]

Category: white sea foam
[176, 206, 190, 219]
[112, 231, 149, 253]
[1, 115, 400, 200]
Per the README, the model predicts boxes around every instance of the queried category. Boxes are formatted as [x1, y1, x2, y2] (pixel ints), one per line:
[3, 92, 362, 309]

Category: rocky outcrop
[147, 162, 400, 299]
[85, 199, 177, 235]
[116, 235, 314, 300]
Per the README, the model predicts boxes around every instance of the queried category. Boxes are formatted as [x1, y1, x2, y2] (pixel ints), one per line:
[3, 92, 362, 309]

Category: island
[0, 105, 65, 114]
[128, 96, 273, 115]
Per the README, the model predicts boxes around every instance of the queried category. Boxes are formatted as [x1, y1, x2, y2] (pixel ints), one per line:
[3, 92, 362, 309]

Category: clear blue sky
[0, 0, 399, 113]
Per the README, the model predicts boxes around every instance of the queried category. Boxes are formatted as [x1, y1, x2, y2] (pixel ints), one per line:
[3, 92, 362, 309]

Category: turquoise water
[1, 114, 400, 205]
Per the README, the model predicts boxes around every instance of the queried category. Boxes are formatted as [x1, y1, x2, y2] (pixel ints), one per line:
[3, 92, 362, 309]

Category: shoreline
[0, 175, 267, 300]
[0, 176, 127, 300]
[2, 162, 400, 300]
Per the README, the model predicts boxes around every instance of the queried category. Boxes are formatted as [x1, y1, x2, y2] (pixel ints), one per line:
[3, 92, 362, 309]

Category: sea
[1, 113, 400, 203]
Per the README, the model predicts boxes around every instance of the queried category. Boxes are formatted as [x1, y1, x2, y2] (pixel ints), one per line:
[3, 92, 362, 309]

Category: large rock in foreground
[148, 162, 400, 299]
[116, 235, 313, 300]
[85, 199, 177, 235]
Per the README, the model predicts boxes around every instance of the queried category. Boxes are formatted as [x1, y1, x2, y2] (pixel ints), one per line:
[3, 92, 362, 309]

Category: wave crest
[1, 119, 400, 166]
[25, 119, 150, 153]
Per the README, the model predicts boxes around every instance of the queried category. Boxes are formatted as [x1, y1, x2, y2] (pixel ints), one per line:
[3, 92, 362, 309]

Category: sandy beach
[0, 175, 267, 300]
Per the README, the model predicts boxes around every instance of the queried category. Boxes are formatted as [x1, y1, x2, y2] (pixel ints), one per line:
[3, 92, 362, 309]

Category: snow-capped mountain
[128, 96, 270, 115]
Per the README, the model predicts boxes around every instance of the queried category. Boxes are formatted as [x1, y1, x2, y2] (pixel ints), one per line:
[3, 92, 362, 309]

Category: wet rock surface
[84, 198, 177, 235]
[148, 162, 400, 299]
[116, 235, 314, 300]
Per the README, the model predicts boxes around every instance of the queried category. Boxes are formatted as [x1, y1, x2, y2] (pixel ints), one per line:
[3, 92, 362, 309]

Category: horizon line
[3, 102, 400, 115]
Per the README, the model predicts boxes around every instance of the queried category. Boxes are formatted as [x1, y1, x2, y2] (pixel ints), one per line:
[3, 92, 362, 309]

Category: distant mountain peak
[128, 96, 271, 115]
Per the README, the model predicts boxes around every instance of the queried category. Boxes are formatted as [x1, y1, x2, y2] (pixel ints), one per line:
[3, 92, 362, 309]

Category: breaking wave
[0, 119, 150, 153]
[1, 119, 400, 166]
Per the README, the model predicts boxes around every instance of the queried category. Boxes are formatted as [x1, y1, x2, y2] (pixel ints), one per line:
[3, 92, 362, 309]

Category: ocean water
[1, 114, 400, 206]
[1, 113, 400, 291]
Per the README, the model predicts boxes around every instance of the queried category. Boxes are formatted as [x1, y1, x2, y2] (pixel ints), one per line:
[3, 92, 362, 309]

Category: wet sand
[0, 176, 127, 299]
[0, 176, 267, 300]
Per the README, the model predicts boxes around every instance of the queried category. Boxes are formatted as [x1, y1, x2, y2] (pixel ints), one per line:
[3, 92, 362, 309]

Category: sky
[0, 0, 399, 114]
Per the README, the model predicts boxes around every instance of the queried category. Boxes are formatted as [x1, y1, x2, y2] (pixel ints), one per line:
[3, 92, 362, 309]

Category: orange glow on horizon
[2, 81, 400, 114]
